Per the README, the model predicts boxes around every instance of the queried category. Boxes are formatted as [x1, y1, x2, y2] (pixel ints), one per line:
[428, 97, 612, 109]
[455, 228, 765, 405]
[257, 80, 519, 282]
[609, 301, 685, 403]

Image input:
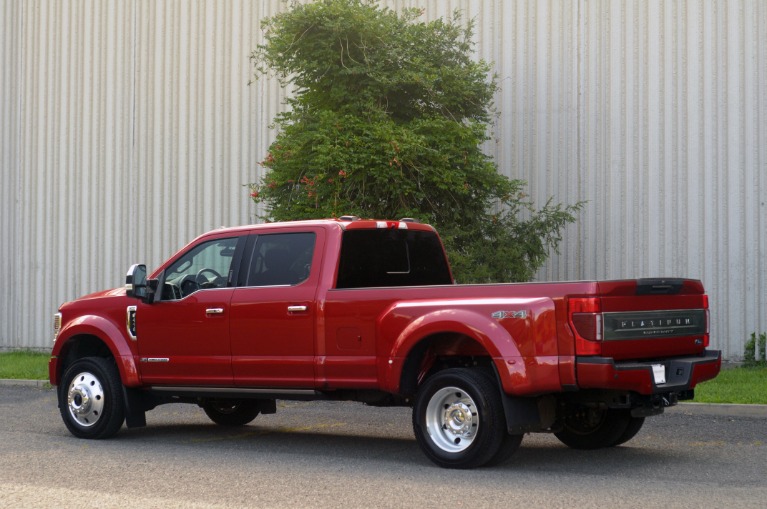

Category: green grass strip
[0, 350, 50, 380]
[693, 366, 767, 404]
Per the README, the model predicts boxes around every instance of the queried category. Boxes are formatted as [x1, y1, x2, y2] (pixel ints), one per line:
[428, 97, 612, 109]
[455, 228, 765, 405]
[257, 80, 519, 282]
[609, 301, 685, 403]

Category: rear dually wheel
[554, 406, 632, 450]
[412, 368, 515, 469]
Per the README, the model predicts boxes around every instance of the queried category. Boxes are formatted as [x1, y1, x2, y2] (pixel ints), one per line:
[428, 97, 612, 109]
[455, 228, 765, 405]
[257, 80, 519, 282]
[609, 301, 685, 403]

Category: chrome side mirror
[126, 264, 155, 303]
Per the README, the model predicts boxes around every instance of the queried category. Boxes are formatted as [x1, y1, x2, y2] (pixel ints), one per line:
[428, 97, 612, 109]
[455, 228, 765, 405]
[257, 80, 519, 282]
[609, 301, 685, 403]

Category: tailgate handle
[636, 278, 683, 295]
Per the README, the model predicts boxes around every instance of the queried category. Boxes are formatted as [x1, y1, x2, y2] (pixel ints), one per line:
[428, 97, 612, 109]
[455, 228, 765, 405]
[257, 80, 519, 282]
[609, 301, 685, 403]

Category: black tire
[202, 400, 261, 426]
[484, 432, 524, 467]
[58, 357, 125, 439]
[412, 368, 508, 469]
[554, 406, 631, 450]
[610, 413, 645, 447]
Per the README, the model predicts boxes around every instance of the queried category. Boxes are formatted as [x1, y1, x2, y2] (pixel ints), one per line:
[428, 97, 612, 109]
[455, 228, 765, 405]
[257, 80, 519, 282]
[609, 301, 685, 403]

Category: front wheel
[59, 357, 125, 439]
[202, 400, 261, 426]
[412, 368, 511, 469]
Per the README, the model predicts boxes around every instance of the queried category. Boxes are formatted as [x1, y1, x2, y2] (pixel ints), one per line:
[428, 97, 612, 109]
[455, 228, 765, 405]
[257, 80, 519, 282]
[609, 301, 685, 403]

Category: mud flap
[122, 386, 147, 428]
[500, 393, 557, 434]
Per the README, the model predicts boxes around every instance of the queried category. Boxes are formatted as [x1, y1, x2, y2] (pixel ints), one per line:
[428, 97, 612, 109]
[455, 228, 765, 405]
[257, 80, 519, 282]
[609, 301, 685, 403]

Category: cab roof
[203, 218, 437, 237]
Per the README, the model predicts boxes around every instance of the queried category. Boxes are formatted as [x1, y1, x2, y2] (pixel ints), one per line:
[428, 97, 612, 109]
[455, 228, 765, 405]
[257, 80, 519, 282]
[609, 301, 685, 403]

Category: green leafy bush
[249, 0, 583, 283]
[744, 332, 767, 366]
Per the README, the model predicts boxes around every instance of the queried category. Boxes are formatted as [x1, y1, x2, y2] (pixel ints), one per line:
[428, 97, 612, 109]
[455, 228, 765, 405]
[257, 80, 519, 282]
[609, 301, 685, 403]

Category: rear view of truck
[410, 275, 719, 468]
[558, 278, 720, 449]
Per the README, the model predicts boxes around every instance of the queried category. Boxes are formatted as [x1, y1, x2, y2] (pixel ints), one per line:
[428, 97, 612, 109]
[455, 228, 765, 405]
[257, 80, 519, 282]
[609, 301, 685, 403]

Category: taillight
[703, 294, 710, 347]
[568, 297, 603, 355]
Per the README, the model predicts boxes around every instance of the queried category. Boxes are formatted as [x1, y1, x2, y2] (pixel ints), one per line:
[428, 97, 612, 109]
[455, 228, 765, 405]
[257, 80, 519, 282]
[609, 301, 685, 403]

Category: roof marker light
[376, 221, 408, 230]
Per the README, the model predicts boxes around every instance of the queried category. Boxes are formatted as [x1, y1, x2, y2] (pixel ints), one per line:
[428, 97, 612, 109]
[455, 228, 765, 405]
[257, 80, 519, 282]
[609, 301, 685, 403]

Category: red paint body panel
[135, 288, 235, 385]
[50, 291, 141, 387]
[49, 219, 720, 405]
[229, 225, 326, 387]
[230, 291, 316, 387]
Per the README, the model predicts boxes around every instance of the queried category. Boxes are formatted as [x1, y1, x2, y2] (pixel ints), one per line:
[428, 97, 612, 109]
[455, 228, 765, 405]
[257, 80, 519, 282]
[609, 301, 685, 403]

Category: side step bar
[148, 386, 323, 401]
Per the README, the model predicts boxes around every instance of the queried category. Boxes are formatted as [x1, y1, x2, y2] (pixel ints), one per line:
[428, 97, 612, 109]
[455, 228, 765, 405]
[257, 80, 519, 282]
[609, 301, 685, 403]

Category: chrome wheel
[59, 357, 125, 439]
[66, 371, 105, 427]
[413, 368, 511, 468]
[424, 386, 479, 453]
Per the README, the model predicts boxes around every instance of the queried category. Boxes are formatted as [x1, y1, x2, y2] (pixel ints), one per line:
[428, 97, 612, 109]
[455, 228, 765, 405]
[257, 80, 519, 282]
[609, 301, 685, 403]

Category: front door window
[162, 237, 239, 300]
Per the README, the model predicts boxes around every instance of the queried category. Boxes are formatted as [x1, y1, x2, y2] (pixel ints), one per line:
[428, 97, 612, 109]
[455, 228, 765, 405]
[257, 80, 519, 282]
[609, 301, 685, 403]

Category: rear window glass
[336, 229, 452, 288]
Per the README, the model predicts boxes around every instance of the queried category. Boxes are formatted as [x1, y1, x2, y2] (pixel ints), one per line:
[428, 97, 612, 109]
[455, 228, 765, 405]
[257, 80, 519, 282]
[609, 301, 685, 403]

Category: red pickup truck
[50, 218, 721, 468]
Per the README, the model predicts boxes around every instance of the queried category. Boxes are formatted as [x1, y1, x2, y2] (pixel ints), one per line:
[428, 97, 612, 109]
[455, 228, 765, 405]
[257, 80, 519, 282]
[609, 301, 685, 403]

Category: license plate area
[652, 364, 666, 384]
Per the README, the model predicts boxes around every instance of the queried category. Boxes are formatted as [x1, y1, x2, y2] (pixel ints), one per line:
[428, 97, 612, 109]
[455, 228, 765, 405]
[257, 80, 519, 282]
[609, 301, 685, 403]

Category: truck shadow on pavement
[112, 418, 681, 473]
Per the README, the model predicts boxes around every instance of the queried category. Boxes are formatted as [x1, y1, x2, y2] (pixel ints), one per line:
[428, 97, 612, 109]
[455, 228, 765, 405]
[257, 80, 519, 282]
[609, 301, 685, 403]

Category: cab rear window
[336, 229, 452, 288]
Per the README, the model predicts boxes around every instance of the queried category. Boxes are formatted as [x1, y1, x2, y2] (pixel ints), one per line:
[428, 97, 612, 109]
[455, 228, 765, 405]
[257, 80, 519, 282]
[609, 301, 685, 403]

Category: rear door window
[245, 232, 316, 287]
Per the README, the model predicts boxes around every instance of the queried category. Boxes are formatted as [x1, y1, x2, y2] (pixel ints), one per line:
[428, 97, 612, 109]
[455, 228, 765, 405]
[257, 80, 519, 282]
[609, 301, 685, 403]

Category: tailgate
[567, 278, 720, 396]
[598, 278, 709, 360]
[569, 278, 710, 361]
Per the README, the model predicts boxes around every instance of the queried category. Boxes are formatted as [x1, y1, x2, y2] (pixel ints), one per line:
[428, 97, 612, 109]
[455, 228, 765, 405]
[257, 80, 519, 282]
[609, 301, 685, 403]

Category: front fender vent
[126, 306, 137, 341]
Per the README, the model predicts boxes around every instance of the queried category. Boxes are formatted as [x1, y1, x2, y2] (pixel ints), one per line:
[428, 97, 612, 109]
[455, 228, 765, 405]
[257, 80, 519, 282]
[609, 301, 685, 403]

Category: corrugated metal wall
[511, 1, 767, 361]
[1, 0, 281, 350]
[1, 1, 765, 360]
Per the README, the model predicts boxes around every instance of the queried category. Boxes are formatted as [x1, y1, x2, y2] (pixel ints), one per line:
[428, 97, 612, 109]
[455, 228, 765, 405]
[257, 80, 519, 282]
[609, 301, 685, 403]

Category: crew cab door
[136, 235, 246, 385]
[229, 229, 323, 387]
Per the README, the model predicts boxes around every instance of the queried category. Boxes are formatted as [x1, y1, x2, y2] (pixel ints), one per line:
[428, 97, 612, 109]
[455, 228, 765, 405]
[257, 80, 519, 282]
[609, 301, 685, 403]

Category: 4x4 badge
[491, 310, 528, 320]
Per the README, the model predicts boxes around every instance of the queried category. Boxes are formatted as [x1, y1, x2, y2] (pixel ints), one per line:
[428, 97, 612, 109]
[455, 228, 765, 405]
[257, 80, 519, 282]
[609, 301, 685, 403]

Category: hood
[60, 287, 127, 310]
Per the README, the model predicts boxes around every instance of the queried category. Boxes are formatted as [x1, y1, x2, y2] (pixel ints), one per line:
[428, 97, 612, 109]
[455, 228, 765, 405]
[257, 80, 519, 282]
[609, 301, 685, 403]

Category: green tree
[249, 0, 583, 282]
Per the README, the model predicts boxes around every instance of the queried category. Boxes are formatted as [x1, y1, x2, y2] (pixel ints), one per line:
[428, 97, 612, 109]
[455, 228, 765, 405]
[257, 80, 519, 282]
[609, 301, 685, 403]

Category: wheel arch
[52, 316, 140, 387]
[397, 332, 493, 397]
[387, 308, 521, 397]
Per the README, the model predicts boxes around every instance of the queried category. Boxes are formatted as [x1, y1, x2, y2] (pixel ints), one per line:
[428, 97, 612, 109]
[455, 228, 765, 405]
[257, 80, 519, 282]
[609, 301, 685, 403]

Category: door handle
[205, 308, 224, 315]
[287, 305, 308, 313]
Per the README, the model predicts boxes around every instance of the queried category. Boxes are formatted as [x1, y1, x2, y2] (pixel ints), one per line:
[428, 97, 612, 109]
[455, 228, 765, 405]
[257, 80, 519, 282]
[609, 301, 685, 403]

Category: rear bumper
[576, 349, 721, 395]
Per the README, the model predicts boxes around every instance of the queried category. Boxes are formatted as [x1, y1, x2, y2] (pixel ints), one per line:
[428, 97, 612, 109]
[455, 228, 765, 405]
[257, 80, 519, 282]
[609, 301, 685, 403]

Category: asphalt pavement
[1, 383, 766, 508]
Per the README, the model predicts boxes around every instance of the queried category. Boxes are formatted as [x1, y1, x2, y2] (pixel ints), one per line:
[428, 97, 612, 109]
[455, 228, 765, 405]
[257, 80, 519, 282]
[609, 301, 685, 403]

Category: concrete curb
[669, 402, 767, 418]
[0, 379, 51, 388]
